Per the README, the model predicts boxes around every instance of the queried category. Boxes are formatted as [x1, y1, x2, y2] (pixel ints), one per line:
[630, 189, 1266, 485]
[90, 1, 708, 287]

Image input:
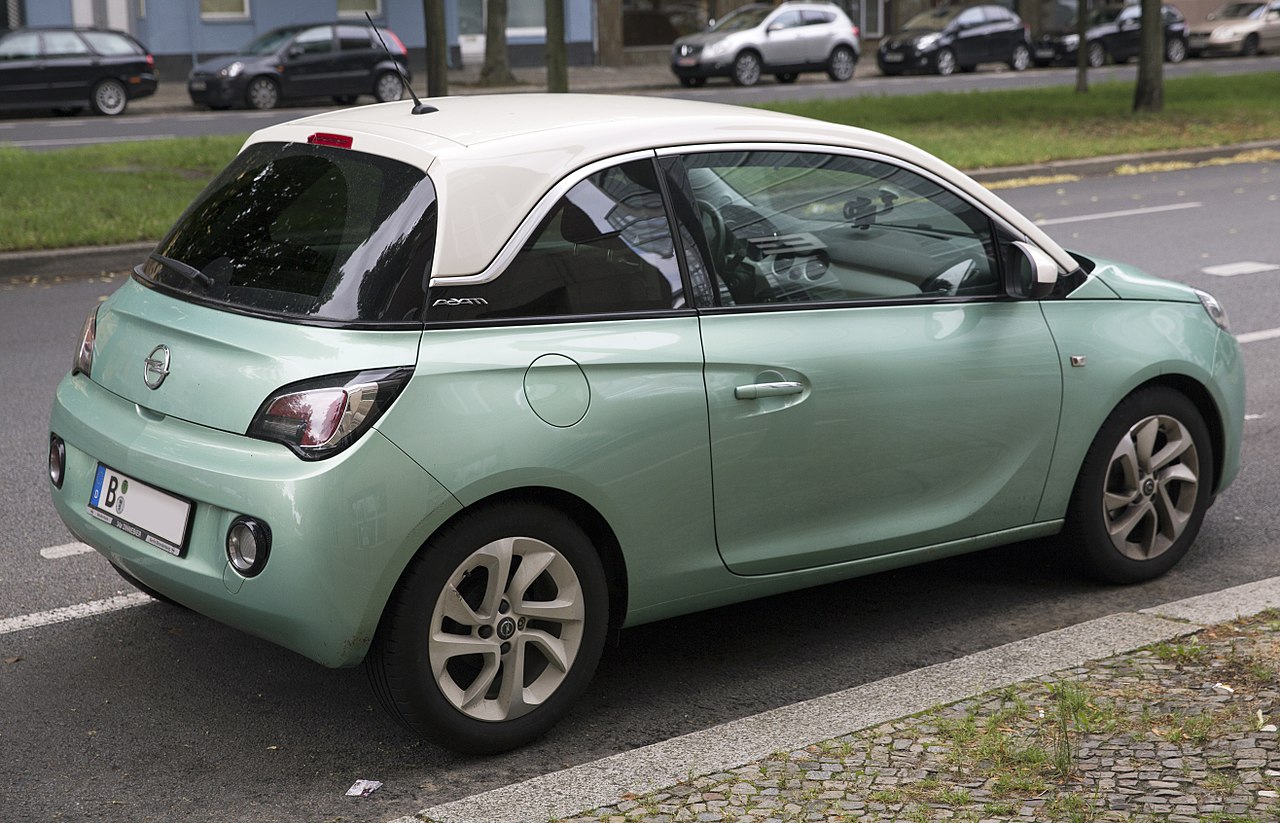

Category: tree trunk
[480, 0, 518, 86]
[545, 0, 568, 92]
[423, 0, 449, 97]
[1075, 0, 1089, 93]
[1133, 0, 1164, 112]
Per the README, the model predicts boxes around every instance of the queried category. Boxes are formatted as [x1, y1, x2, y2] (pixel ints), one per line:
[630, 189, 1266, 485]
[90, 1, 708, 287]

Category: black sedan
[1034, 3, 1189, 67]
[187, 22, 411, 110]
[877, 4, 1032, 75]
[0, 27, 156, 116]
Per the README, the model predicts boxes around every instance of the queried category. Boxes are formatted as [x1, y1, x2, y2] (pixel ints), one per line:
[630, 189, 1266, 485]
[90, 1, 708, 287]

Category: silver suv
[671, 1, 860, 87]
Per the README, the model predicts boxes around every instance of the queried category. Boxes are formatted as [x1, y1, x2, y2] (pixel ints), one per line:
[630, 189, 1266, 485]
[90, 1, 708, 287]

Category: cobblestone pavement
[560, 612, 1280, 823]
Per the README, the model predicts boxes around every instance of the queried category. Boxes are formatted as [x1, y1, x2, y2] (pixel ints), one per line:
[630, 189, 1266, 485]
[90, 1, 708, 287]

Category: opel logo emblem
[143, 345, 171, 390]
[496, 617, 516, 641]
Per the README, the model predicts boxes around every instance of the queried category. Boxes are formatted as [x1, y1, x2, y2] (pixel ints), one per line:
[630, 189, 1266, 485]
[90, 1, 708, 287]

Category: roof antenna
[365, 12, 437, 115]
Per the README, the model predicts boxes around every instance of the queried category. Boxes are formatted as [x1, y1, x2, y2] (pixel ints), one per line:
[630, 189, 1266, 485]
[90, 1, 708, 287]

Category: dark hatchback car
[877, 4, 1032, 75]
[0, 27, 156, 116]
[1034, 3, 1188, 67]
[187, 22, 411, 110]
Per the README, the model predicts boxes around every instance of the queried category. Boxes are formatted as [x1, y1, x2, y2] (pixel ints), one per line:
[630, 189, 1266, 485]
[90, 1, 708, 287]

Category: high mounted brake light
[308, 132, 354, 149]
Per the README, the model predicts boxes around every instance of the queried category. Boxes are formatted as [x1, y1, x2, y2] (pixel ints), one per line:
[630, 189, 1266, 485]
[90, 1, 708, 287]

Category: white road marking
[39, 542, 94, 559]
[1035, 201, 1203, 226]
[1238, 327, 1280, 345]
[1204, 261, 1280, 277]
[0, 593, 152, 636]
[1, 134, 178, 148]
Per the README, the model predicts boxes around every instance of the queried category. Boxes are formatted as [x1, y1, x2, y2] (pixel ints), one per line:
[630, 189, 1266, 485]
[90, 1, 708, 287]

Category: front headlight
[916, 33, 941, 50]
[1062, 34, 1080, 49]
[220, 61, 244, 78]
[704, 39, 734, 59]
[1194, 288, 1230, 332]
[1215, 27, 1239, 40]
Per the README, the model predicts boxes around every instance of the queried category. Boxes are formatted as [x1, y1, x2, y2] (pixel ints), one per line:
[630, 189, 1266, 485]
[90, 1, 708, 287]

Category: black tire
[731, 51, 762, 86]
[1087, 41, 1107, 68]
[245, 76, 280, 110]
[90, 78, 127, 116]
[1242, 34, 1260, 57]
[373, 70, 405, 102]
[1165, 37, 1187, 63]
[934, 48, 957, 76]
[826, 44, 857, 81]
[365, 502, 609, 754]
[1065, 387, 1214, 584]
[109, 560, 186, 608]
[775, 72, 799, 83]
[1010, 43, 1031, 71]
[678, 76, 706, 88]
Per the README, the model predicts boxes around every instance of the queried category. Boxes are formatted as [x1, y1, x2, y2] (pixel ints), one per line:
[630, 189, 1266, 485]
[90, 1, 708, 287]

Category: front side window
[427, 159, 685, 322]
[141, 142, 436, 326]
[673, 151, 1001, 307]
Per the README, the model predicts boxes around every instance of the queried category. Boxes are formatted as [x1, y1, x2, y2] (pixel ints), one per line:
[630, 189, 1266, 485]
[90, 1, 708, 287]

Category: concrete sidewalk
[407, 579, 1280, 823]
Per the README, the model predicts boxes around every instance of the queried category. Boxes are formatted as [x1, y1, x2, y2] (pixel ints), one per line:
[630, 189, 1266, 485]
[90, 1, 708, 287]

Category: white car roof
[245, 94, 1075, 278]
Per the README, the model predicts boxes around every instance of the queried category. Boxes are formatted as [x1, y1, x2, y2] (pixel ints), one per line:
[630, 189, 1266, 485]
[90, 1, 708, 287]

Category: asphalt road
[1, 160, 1277, 822]
[0, 54, 1277, 148]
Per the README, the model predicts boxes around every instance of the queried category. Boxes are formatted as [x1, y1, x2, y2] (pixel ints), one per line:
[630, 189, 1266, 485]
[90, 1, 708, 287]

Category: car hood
[880, 31, 937, 48]
[674, 30, 739, 48]
[1087, 257, 1199, 302]
[1188, 18, 1257, 34]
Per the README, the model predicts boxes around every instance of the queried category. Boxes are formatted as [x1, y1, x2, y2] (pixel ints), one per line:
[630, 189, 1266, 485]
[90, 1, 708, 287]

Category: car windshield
[901, 7, 961, 31]
[238, 26, 305, 55]
[1212, 2, 1264, 17]
[140, 142, 437, 326]
[710, 6, 772, 31]
[1089, 6, 1125, 24]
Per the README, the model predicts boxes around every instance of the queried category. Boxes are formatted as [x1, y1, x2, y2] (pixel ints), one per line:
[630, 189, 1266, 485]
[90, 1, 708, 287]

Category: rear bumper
[50, 373, 461, 667]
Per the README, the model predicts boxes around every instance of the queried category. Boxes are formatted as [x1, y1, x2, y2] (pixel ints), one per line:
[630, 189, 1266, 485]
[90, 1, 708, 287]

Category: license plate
[677, 58, 697, 67]
[883, 52, 904, 63]
[189, 79, 207, 91]
[1035, 48, 1055, 59]
[87, 464, 192, 557]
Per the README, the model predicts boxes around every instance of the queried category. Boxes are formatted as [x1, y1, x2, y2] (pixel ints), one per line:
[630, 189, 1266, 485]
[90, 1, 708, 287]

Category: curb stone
[403, 578, 1280, 823]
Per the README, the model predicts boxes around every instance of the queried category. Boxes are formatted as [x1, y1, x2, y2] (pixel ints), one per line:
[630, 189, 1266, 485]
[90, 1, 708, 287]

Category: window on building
[338, 0, 381, 18]
[201, 0, 250, 19]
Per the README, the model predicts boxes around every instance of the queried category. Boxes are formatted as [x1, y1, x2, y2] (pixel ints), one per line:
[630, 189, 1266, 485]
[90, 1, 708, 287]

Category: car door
[0, 30, 44, 107]
[1113, 5, 1142, 60]
[334, 25, 376, 94]
[759, 10, 809, 66]
[38, 29, 94, 105]
[662, 148, 1063, 576]
[1260, 2, 1280, 49]
[279, 25, 338, 99]
[951, 6, 991, 66]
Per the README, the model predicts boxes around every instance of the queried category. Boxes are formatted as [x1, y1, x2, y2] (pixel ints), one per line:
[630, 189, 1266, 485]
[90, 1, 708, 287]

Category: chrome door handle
[734, 381, 805, 400]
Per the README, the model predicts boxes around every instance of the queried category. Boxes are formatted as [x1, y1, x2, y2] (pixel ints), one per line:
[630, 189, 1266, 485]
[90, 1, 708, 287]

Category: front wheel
[365, 502, 609, 754]
[934, 48, 957, 76]
[731, 51, 762, 86]
[1165, 37, 1187, 63]
[1065, 387, 1213, 584]
[1241, 34, 1260, 56]
[245, 76, 280, 110]
[826, 45, 857, 81]
[90, 78, 127, 116]
[1010, 43, 1031, 71]
[1087, 41, 1107, 68]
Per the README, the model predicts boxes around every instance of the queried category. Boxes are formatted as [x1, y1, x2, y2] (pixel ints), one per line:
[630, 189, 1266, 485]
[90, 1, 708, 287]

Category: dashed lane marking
[39, 542, 94, 559]
[1238, 327, 1280, 345]
[0, 593, 152, 636]
[1035, 201, 1203, 226]
[1204, 261, 1280, 277]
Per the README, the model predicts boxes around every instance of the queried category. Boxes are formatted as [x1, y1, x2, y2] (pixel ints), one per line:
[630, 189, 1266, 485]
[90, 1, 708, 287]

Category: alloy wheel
[1100, 413, 1200, 562]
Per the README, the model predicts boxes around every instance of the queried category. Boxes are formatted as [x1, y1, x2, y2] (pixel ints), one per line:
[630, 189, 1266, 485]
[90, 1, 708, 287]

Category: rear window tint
[141, 142, 436, 327]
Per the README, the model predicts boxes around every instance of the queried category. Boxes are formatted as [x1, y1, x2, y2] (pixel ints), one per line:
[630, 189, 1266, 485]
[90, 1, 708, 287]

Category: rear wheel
[934, 48, 957, 76]
[374, 70, 404, 102]
[1165, 37, 1187, 63]
[826, 44, 857, 81]
[90, 78, 127, 116]
[1010, 43, 1031, 71]
[1087, 41, 1107, 67]
[731, 51, 762, 86]
[245, 76, 279, 110]
[1065, 387, 1213, 584]
[365, 502, 609, 754]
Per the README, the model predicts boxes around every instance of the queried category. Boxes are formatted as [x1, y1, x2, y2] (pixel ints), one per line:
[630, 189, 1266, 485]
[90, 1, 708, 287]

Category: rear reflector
[308, 132, 354, 149]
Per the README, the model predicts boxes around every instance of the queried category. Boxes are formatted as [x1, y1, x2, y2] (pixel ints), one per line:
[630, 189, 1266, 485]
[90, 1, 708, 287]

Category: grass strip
[1, 72, 1278, 252]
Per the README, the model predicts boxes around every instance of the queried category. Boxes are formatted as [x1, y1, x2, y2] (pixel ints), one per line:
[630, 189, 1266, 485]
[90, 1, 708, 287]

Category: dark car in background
[877, 4, 1032, 76]
[187, 22, 410, 110]
[1035, 3, 1188, 66]
[0, 27, 156, 116]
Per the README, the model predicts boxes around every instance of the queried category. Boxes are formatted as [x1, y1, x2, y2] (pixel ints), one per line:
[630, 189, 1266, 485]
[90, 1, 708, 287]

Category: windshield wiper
[148, 252, 213, 289]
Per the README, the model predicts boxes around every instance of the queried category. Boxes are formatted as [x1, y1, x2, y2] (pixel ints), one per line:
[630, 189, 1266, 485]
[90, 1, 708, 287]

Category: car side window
[0, 32, 40, 59]
[802, 11, 836, 25]
[337, 26, 373, 51]
[427, 159, 686, 322]
[770, 11, 804, 30]
[80, 31, 142, 56]
[43, 31, 91, 57]
[293, 26, 334, 55]
[674, 151, 1001, 307]
[956, 7, 987, 27]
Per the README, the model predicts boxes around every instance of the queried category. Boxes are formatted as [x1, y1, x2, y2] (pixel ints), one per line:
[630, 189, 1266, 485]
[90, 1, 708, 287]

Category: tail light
[73, 306, 99, 377]
[852, 25, 861, 38]
[247, 368, 413, 460]
[386, 29, 409, 55]
[146, 54, 155, 67]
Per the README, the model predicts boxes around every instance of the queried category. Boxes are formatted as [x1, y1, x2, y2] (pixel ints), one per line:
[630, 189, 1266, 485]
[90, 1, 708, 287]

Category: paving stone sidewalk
[558, 612, 1280, 823]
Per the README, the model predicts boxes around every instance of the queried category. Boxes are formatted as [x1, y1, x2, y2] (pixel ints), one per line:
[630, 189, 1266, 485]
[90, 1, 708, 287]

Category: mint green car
[48, 95, 1243, 754]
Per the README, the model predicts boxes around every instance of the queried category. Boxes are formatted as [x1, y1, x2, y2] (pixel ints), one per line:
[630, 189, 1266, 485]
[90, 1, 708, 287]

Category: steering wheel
[697, 200, 732, 266]
[920, 258, 978, 297]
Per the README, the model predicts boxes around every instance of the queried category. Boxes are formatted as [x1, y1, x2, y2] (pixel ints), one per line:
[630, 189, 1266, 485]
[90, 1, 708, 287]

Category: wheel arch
[1139, 374, 1228, 494]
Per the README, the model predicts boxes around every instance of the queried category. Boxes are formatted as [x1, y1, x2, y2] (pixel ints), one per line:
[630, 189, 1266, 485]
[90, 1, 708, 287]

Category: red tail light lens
[308, 132, 354, 149]
[852, 25, 861, 38]
[73, 307, 98, 377]
[386, 30, 409, 55]
[247, 368, 413, 460]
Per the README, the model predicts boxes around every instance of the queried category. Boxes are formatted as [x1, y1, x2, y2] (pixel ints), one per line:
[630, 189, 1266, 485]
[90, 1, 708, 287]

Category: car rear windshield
[140, 141, 437, 327]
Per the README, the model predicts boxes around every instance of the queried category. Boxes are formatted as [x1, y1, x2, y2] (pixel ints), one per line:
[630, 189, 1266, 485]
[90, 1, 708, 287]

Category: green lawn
[1, 73, 1278, 253]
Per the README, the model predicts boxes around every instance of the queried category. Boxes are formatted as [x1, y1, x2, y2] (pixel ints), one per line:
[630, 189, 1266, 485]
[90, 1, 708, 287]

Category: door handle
[734, 381, 805, 400]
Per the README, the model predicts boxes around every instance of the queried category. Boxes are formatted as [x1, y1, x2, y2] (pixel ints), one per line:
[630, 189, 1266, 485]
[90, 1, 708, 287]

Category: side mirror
[1009, 241, 1059, 299]
[766, 23, 782, 34]
[287, 45, 304, 58]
